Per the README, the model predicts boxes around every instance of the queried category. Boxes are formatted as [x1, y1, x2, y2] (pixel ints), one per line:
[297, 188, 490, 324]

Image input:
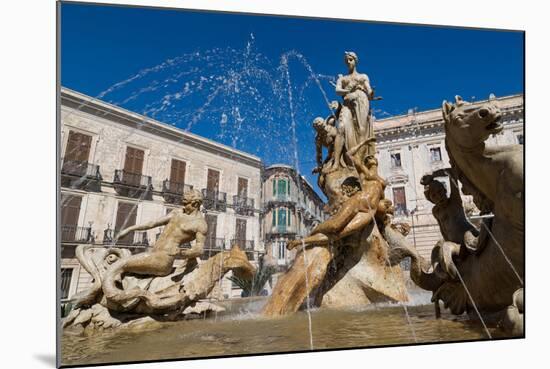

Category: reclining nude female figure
[288, 137, 391, 251]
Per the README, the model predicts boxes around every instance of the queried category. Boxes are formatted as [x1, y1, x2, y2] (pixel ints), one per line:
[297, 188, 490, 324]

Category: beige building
[60, 87, 264, 301]
[261, 164, 327, 270]
[374, 94, 524, 259]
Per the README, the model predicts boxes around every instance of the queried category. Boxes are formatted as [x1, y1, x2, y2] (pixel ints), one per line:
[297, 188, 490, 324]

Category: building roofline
[264, 164, 325, 205]
[60, 87, 263, 168]
[375, 93, 524, 124]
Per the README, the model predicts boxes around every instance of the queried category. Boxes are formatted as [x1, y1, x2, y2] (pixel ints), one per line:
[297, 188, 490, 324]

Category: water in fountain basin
[61, 299, 508, 366]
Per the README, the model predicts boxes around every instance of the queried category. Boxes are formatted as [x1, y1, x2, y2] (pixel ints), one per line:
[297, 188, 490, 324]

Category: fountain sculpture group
[63, 51, 524, 336]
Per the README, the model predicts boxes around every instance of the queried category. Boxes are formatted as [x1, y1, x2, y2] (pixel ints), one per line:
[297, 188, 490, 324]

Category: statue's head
[424, 179, 447, 205]
[182, 189, 203, 213]
[313, 117, 325, 130]
[365, 155, 378, 168]
[376, 198, 394, 218]
[442, 95, 502, 148]
[344, 51, 358, 70]
[341, 176, 361, 197]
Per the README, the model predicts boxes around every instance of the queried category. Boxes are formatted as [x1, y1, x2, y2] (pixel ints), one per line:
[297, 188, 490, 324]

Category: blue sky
[60, 2, 523, 198]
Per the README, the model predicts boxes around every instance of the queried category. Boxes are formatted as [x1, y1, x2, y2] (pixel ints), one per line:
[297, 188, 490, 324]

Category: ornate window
[390, 152, 402, 168]
[430, 147, 442, 162]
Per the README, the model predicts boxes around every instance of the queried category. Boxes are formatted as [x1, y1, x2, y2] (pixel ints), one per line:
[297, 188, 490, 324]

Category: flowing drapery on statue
[329, 51, 375, 173]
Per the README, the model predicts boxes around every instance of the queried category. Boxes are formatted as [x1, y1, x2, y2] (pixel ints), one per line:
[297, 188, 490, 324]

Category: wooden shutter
[278, 179, 287, 195]
[272, 179, 276, 196]
[61, 194, 82, 226]
[277, 207, 287, 228]
[288, 209, 291, 226]
[392, 187, 407, 212]
[237, 177, 248, 198]
[63, 131, 92, 175]
[115, 202, 137, 243]
[205, 214, 218, 248]
[170, 159, 186, 184]
[235, 219, 247, 242]
[206, 169, 220, 192]
[124, 147, 144, 175]
[65, 131, 92, 162]
[61, 194, 82, 241]
[272, 209, 276, 226]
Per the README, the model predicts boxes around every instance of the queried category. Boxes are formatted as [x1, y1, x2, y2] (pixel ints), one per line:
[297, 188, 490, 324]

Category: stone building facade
[261, 164, 327, 270]
[374, 94, 524, 259]
[60, 87, 264, 301]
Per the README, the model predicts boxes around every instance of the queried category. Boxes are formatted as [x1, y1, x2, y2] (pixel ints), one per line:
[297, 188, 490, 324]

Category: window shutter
[238, 177, 248, 198]
[65, 131, 92, 162]
[272, 209, 276, 226]
[272, 179, 276, 196]
[115, 202, 137, 243]
[124, 147, 144, 175]
[288, 209, 291, 226]
[205, 214, 218, 248]
[170, 159, 186, 184]
[61, 194, 82, 226]
[207, 169, 220, 192]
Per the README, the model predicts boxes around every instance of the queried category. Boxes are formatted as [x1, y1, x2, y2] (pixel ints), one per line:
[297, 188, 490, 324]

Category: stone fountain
[63, 190, 256, 331]
[262, 52, 410, 316]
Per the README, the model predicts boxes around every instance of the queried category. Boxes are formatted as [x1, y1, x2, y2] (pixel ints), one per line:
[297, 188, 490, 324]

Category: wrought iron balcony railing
[60, 158, 102, 191]
[103, 228, 149, 247]
[271, 193, 295, 203]
[232, 195, 255, 216]
[201, 189, 227, 211]
[113, 170, 153, 199]
[61, 225, 94, 243]
[204, 237, 225, 250]
[267, 225, 296, 236]
[161, 180, 193, 204]
[230, 238, 255, 251]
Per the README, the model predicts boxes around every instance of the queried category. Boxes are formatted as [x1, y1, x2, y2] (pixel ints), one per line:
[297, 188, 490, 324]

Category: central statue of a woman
[329, 51, 375, 171]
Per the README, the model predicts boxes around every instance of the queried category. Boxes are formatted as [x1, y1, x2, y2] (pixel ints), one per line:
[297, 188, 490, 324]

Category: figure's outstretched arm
[335, 75, 349, 96]
[287, 233, 329, 250]
[347, 136, 376, 157]
[117, 213, 173, 239]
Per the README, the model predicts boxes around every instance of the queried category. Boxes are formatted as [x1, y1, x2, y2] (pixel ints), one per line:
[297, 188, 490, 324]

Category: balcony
[162, 180, 193, 204]
[266, 225, 296, 239]
[113, 170, 153, 200]
[60, 159, 102, 191]
[264, 193, 297, 211]
[230, 239, 255, 251]
[201, 189, 227, 212]
[232, 195, 255, 216]
[103, 228, 149, 248]
[205, 237, 225, 251]
[61, 225, 94, 243]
